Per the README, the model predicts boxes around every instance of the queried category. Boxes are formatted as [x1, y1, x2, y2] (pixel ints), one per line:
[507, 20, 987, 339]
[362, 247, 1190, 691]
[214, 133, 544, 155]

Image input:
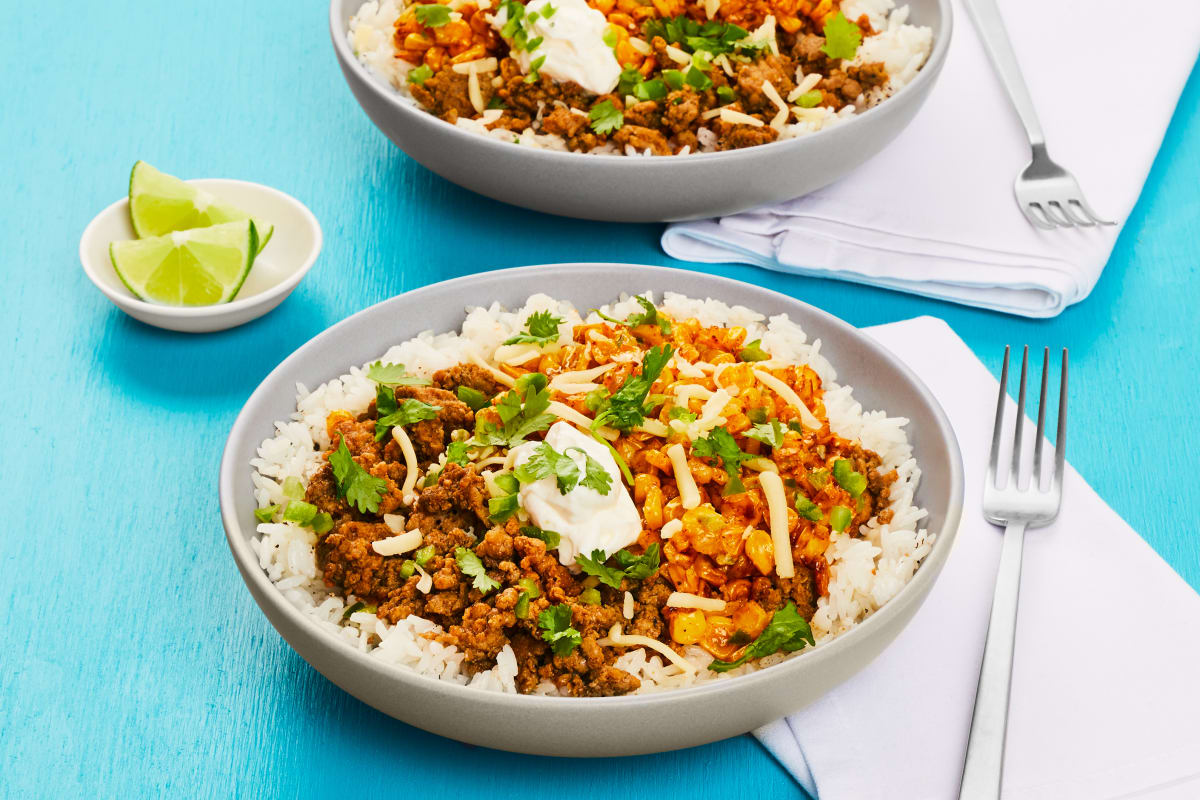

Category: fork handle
[959, 521, 1026, 800]
[963, 0, 1046, 148]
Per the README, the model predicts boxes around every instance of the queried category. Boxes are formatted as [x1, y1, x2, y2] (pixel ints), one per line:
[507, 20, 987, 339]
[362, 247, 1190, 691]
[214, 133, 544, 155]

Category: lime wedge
[110, 220, 259, 306]
[128, 161, 273, 251]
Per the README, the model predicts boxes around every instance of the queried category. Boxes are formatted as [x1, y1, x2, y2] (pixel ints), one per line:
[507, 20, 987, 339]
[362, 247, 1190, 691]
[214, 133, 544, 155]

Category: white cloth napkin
[661, 0, 1200, 317]
[754, 316, 1200, 799]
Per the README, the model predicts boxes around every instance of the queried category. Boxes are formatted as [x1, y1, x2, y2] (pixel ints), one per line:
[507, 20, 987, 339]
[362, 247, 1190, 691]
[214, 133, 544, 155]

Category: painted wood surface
[1, 3, 1196, 796]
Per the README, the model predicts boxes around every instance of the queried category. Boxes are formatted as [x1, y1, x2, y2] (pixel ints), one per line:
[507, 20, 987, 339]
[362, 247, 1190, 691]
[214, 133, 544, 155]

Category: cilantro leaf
[455, 547, 500, 593]
[592, 345, 674, 432]
[367, 361, 430, 386]
[537, 604, 582, 656]
[456, 385, 490, 411]
[584, 386, 609, 413]
[795, 493, 823, 522]
[707, 602, 815, 672]
[576, 549, 628, 589]
[520, 525, 561, 549]
[597, 295, 672, 335]
[472, 373, 555, 448]
[745, 419, 785, 449]
[643, 16, 750, 56]
[445, 440, 470, 466]
[821, 11, 862, 61]
[415, 3, 452, 27]
[578, 545, 660, 588]
[329, 439, 389, 514]
[691, 426, 753, 494]
[375, 397, 441, 441]
[502, 310, 564, 347]
[513, 442, 612, 496]
[612, 543, 661, 580]
[832, 459, 867, 498]
[588, 99, 624, 135]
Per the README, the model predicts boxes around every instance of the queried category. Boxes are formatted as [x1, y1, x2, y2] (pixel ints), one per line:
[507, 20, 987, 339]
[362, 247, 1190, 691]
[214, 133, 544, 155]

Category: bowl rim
[220, 262, 964, 710]
[328, 0, 954, 167]
[78, 178, 324, 319]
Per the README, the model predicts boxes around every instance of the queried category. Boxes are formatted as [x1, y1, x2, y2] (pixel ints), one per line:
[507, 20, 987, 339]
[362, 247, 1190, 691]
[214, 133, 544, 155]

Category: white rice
[250, 292, 933, 693]
[346, 0, 933, 154]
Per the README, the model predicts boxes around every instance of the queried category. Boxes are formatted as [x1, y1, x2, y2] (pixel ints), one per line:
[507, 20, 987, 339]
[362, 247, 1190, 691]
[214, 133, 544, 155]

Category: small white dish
[79, 178, 322, 333]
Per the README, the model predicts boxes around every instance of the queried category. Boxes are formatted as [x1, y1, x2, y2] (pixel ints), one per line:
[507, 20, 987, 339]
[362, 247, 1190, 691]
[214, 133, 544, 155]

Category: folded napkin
[661, 0, 1200, 317]
[755, 316, 1200, 798]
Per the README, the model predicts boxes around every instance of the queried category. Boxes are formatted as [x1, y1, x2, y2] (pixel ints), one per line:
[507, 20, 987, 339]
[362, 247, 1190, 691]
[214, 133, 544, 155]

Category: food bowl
[219, 263, 963, 756]
[329, 0, 951, 222]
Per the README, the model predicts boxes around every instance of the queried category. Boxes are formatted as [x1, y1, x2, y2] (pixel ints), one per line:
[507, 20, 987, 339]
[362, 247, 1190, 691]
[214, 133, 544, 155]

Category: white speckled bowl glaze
[220, 264, 963, 756]
[330, 0, 952, 222]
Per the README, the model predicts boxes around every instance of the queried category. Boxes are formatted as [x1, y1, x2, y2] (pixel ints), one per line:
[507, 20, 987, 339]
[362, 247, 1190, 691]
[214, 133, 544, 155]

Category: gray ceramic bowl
[220, 264, 963, 756]
[329, 0, 952, 222]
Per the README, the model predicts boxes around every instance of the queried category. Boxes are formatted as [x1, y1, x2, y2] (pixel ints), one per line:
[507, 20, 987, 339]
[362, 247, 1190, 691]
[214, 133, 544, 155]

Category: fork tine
[1022, 203, 1056, 230]
[1041, 202, 1076, 228]
[987, 346, 1010, 487]
[1072, 198, 1116, 227]
[1053, 349, 1069, 491]
[1053, 200, 1094, 227]
[1010, 346, 1029, 487]
[1033, 347, 1049, 487]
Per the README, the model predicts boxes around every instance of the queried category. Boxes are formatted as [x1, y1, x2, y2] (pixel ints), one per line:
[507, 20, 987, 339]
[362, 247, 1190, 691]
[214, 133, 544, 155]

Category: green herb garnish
[537, 604, 582, 656]
[596, 295, 672, 335]
[576, 544, 660, 589]
[455, 547, 500, 593]
[514, 443, 612, 496]
[684, 65, 713, 91]
[745, 419, 785, 449]
[415, 3, 452, 27]
[456, 385, 489, 411]
[488, 472, 521, 522]
[329, 439, 389, 514]
[368, 362, 430, 385]
[282, 476, 304, 501]
[515, 592, 531, 618]
[668, 405, 697, 423]
[472, 373, 555, 448]
[691, 426, 753, 495]
[374, 386, 441, 442]
[707, 602, 815, 671]
[407, 64, 433, 85]
[794, 494, 823, 522]
[830, 504, 852, 532]
[502, 310, 564, 347]
[520, 525, 561, 549]
[591, 345, 674, 432]
[588, 99, 624, 135]
[739, 339, 770, 362]
[254, 505, 279, 523]
[797, 90, 823, 108]
[821, 11, 862, 61]
[808, 468, 830, 489]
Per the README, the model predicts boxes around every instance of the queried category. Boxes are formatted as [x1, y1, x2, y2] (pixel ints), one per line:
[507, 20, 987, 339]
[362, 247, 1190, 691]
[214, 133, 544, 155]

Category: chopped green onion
[579, 588, 602, 605]
[684, 65, 713, 91]
[518, 576, 541, 599]
[584, 387, 609, 412]
[717, 85, 736, 104]
[663, 69, 684, 90]
[407, 64, 433, 85]
[515, 591, 530, 618]
[282, 476, 304, 501]
[809, 468, 830, 489]
[797, 89, 823, 108]
[254, 505, 279, 523]
[581, 575, 600, 590]
[283, 501, 318, 526]
[832, 459, 867, 498]
[830, 505, 852, 532]
[342, 601, 365, 619]
[423, 467, 442, 487]
[747, 406, 768, 424]
[603, 26, 619, 48]
[400, 560, 417, 579]
[739, 339, 770, 362]
[311, 512, 334, 534]
[456, 385, 489, 411]
[413, 545, 436, 568]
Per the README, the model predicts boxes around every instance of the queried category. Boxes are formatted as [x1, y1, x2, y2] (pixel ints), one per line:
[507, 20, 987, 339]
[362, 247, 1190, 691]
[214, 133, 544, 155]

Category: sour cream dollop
[491, 0, 621, 95]
[511, 421, 641, 567]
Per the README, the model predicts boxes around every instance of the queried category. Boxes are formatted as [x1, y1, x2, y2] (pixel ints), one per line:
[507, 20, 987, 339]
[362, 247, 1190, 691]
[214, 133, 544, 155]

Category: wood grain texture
[0, 2, 1196, 797]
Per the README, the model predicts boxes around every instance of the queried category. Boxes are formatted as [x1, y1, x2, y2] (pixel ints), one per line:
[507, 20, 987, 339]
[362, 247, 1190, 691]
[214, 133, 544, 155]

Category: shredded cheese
[665, 45, 691, 64]
[383, 513, 406, 533]
[703, 0, 720, 19]
[691, 388, 732, 437]
[467, 62, 485, 115]
[372, 529, 422, 556]
[660, 518, 683, 539]
[550, 362, 616, 385]
[672, 355, 706, 379]
[451, 56, 498, 74]
[753, 369, 821, 429]
[546, 401, 618, 440]
[493, 342, 544, 365]
[720, 108, 765, 127]
[623, 591, 635, 619]
[414, 563, 433, 593]
[761, 79, 789, 132]
[391, 425, 421, 499]
[701, 107, 725, 121]
[549, 382, 601, 395]
[667, 592, 727, 612]
[666, 443, 701, 509]
[714, 52, 735, 76]
[629, 37, 651, 55]
[758, 470, 795, 578]
[597, 624, 697, 674]
[637, 418, 670, 438]
[674, 383, 714, 403]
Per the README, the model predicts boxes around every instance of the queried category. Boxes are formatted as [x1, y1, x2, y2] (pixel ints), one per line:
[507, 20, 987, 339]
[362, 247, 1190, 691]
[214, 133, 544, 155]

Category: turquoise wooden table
[2, 3, 1197, 796]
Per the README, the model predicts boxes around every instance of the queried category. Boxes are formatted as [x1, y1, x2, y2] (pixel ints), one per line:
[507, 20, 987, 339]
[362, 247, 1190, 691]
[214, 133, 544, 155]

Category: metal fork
[964, 0, 1114, 229]
[959, 346, 1068, 799]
